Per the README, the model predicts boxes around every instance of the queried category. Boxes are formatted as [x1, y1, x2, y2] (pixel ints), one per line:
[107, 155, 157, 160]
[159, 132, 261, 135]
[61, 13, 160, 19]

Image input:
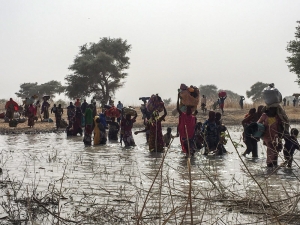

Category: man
[81, 99, 89, 114]
[201, 95, 207, 113]
[67, 102, 76, 126]
[283, 98, 286, 107]
[239, 96, 245, 109]
[219, 96, 227, 114]
[117, 101, 123, 123]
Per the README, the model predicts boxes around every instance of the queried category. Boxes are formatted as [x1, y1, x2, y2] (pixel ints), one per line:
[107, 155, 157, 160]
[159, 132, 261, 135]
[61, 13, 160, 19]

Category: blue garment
[219, 96, 227, 104]
[99, 113, 107, 128]
[202, 120, 219, 150]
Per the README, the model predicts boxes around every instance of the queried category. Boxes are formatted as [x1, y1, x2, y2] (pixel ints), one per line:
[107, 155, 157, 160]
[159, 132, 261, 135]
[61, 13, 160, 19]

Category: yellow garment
[94, 116, 101, 145]
[267, 117, 276, 126]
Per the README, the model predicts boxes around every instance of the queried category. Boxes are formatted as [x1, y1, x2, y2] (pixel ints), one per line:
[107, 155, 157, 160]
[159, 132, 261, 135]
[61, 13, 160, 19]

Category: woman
[35, 100, 42, 121]
[216, 112, 227, 155]
[202, 111, 218, 155]
[55, 104, 63, 129]
[107, 117, 120, 141]
[83, 106, 93, 145]
[258, 107, 283, 167]
[177, 93, 196, 156]
[242, 108, 258, 157]
[5, 98, 18, 122]
[121, 112, 137, 147]
[135, 106, 167, 152]
[27, 104, 35, 128]
[72, 107, 83, 136]
[94, 116, 107, 145]
[41, 100, 50, 120]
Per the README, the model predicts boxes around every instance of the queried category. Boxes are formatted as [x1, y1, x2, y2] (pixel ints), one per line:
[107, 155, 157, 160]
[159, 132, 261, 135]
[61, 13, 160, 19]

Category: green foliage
[163, 98, 172, 106]
[65, 37, 131, 104]
[286, 21, 300, 84]
[15, 81, 65, 99]
[199, 84, 241, 102]
[219, 89, 241, 102]
[199, 84, 218, 101]
[246, 82, 269, 102]
[55, 99, 68, 108]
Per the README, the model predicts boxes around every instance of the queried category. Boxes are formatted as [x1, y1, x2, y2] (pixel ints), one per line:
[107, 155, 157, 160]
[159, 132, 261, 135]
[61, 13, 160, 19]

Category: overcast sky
[1, 0, 300, 105]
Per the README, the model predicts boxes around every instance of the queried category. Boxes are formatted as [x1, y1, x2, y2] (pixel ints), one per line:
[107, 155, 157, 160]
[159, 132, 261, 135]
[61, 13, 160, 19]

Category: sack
[48, 118, 53, 123]
[218, 91, 227, 98]
[245, 122, 265, 138]
[146, 94, 164, 113]
[180, 89, 200, 107]
[262, 84, 282, 106]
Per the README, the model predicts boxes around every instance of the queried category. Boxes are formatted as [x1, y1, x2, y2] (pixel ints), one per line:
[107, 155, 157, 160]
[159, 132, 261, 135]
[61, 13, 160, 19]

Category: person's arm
[134, 128, 147, 135]
[257, 113, 265, 124]
[177, 92, 182, 115]
[160, 105, 167, 121]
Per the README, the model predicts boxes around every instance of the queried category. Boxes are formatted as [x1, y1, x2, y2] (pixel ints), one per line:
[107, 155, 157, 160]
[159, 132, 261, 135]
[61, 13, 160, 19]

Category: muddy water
[0, 127, 299, 224]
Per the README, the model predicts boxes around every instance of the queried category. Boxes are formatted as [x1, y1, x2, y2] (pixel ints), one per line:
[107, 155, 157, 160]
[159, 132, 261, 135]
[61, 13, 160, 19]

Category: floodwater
[0, 127, 299, 224]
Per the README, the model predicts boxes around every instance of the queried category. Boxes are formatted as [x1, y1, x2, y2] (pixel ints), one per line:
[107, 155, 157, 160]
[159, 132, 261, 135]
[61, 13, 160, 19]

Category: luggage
[123, 107, 136, 116]
[146, 94, 164, 113]
[218, 91, 227, 98]
[9, 119, 18, 127]
[0, 112, 5, 119]
[105, 107, 121, 118]
[262, 84, 282, 106]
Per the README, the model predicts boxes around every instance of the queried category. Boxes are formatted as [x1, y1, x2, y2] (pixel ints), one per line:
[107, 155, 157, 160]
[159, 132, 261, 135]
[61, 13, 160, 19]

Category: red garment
[178, 113, 196, 153]
[75, 100, 81, 107]
[5, 100, 18, 111]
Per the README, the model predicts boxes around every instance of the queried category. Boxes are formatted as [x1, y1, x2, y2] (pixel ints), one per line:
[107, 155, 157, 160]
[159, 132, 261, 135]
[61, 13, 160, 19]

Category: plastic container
[245, 122, 265, 138]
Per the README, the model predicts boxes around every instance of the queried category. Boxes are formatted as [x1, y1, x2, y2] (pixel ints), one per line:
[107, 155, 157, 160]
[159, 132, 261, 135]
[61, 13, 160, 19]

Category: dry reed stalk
[226, 130, 283, 225]
[136, 138, 174, 224]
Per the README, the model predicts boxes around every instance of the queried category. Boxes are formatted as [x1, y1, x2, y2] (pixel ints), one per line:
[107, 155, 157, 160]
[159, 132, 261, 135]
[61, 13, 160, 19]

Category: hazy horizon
[1, 0, 300, 106]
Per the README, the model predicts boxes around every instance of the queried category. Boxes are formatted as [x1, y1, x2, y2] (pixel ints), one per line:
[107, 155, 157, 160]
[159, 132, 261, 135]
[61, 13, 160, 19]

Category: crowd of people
[2, 83, 300, 169]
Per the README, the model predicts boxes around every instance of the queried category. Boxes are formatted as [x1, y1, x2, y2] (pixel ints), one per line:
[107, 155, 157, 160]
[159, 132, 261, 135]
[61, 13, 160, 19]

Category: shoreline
[0, 107, 299, 135]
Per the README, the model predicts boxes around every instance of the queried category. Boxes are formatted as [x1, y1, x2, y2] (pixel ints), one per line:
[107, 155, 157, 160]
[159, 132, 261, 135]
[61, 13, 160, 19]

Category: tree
[286, 21, 300, 84]
[198, 84, 218, 101]
[65, 37, 131, 104]
[246, 82, 269, 102]
[220, 89, 240, 102]
[163, 98, 172, 106]
[15, 81, 65, 99]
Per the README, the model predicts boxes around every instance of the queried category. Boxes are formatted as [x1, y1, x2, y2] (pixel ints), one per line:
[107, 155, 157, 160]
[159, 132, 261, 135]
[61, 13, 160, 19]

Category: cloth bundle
[218, 91, 227, 98]
[105, 106, 121, 118]
[146, 94, 164, 113]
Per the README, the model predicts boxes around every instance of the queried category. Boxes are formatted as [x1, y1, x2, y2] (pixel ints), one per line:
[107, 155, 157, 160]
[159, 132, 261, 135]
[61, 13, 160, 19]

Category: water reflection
[0, 127, 299, 224]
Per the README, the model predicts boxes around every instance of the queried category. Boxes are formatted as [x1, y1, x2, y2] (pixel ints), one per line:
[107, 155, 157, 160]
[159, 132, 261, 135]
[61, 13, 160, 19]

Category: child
[163, 127, 176, 147]
[282, 128, 300, 168]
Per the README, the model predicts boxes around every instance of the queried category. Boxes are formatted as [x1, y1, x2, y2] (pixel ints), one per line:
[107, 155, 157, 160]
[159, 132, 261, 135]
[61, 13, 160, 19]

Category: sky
[0, 0, 300, 106]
